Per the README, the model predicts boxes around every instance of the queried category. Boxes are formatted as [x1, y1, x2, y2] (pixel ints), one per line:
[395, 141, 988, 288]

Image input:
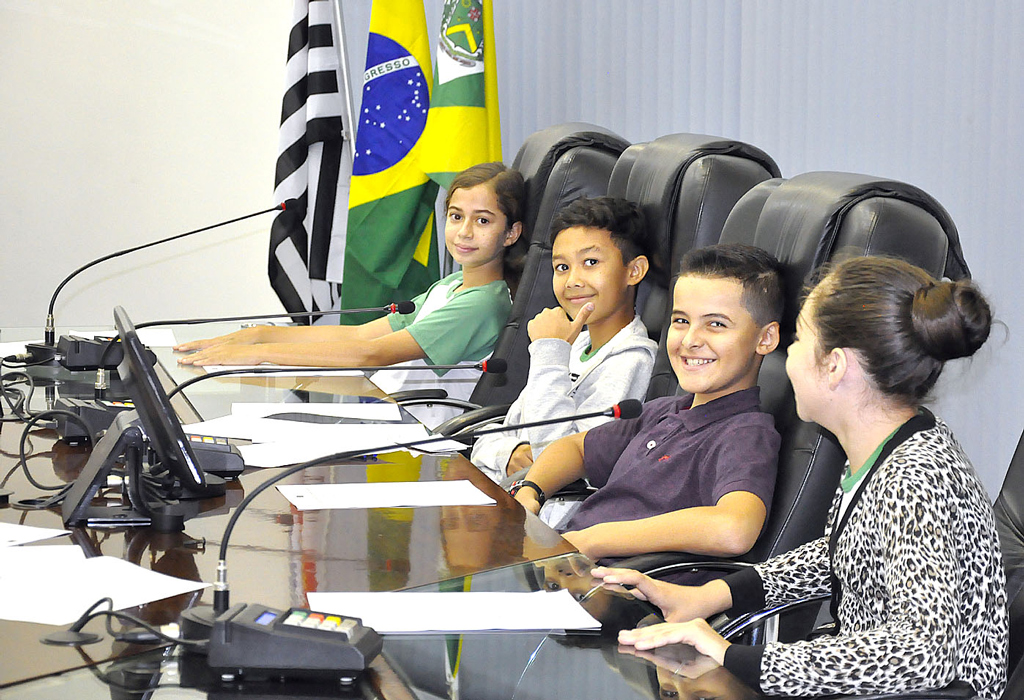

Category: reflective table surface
[0, 330, 572, 689]
[0, 327, 759, 699]
[0, 553, 762, 700]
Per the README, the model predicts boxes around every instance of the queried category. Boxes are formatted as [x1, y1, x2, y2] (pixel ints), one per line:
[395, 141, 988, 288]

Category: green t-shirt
[387, 271, 512, 372]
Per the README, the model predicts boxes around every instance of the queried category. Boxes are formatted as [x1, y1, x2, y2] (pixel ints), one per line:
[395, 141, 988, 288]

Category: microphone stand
[27, 201, 294, 363]
[135, 302, 416, 331]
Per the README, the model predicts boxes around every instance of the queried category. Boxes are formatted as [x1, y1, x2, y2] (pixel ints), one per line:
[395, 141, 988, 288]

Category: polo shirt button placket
[646, 440, 657, 452]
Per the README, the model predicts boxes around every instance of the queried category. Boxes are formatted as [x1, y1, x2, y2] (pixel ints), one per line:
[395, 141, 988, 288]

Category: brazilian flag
[340, 0, 439, 325]
[420, 0, 503, 189]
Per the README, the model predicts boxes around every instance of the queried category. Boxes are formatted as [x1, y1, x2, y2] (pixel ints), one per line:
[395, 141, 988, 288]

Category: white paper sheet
[230, 401, 402, 422]
[0, 523, 70, 548]
[230, 422, 452, 467]
[0, 554, 208, 626]
[276, 480, 495, 510]
[70, 328, 177, 347]
[183, 415, 426, 444]
[305, 589, 600, 634]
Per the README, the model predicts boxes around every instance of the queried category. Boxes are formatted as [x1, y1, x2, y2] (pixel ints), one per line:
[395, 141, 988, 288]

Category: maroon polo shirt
[566, 388, 779, 543]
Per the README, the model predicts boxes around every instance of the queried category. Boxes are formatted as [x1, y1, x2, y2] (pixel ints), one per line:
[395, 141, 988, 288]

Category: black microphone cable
[31, 200, 297, 356]
[135, 301, 416, 331]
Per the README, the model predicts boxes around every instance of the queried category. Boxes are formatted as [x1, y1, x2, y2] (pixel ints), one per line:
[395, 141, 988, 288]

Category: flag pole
[329, 0, 358, 161]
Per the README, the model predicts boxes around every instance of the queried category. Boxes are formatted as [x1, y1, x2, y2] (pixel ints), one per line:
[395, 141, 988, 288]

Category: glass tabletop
[0, 552, 763, 700]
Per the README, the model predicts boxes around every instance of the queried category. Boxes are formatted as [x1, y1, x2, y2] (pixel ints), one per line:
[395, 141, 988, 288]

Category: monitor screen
[114, 305, 208, 492]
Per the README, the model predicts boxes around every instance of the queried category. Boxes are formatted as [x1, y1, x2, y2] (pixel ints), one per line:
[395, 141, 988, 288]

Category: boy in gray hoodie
[471, 197, 657, 482]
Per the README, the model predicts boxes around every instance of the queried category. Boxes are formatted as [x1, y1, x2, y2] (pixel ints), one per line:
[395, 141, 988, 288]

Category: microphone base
[41, 629, 103, 646]
[180, 605, 218, 646]
[23, 342, 58, 365]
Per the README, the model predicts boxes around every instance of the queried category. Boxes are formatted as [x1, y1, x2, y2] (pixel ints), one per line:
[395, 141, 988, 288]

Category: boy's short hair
[549, 197, 649, 263]
[676, 244, 784, 327]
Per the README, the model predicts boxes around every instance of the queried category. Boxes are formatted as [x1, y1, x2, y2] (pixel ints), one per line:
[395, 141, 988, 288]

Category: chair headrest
[511, 122, 630, 242]
[608, 133, 781, 288]
[720, 171, 969, 336]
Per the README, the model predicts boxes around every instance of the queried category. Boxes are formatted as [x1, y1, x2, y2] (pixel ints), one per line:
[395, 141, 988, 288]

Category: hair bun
[910, 280, 992, 361]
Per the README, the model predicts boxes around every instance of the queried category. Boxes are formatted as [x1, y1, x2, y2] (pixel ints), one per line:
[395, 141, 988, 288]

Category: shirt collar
[672, 386, 763, 431]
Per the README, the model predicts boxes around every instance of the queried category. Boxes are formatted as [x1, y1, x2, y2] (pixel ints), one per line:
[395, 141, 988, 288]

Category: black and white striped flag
[269, 0, 351, 319]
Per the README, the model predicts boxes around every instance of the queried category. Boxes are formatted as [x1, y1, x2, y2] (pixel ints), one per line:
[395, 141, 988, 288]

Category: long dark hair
[445, 162, 528, 296]
[810, 256, 992, 406]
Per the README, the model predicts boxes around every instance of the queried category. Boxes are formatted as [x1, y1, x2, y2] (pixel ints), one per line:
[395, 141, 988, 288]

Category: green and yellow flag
[420, 0, 503, 189]
[340, 0, 439, 324]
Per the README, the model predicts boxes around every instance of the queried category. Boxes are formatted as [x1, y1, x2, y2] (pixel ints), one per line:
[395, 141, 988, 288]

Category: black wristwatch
[508, 479, 546, 506]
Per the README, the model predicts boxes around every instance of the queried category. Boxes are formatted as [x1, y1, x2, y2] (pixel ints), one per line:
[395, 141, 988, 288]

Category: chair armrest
[394, 398, 483, 411]
[614, 553, 753, 579]
[388, 389, 449, 403]
[433, 403, 512, 437]
[823, 681, 975, 700]
[716, 592, 830, 640]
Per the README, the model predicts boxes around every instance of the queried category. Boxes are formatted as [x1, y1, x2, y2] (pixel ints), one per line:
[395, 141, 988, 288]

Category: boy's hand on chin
[528, 304, 594, 344]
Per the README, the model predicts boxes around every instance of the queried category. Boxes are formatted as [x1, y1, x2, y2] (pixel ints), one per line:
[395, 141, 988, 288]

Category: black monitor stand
[62, 410, 225, 531]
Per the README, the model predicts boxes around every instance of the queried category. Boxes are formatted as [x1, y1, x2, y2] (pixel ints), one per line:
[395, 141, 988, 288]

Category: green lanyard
[841, 425, 900, 494]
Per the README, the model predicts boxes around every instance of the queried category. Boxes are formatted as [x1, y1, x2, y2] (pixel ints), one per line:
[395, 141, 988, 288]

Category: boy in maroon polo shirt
[513, 244, 782, 571]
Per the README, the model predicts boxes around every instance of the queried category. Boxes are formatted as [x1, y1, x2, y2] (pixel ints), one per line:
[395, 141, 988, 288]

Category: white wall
[0, 1, 291, 330]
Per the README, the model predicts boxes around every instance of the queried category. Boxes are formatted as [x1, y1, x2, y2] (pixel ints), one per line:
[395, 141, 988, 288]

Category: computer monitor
[113, 305, 212, 493]
[62, 306, 222, 528]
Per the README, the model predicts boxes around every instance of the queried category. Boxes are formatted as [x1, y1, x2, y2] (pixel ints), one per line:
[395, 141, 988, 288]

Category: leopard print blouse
[753, 413, 1008, 698]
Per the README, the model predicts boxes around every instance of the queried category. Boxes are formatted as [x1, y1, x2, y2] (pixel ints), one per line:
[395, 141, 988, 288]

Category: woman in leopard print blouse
[599, 256, 1008, 698]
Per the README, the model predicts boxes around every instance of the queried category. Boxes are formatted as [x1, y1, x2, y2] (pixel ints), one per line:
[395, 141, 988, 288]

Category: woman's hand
[590, 566, 691, 617]
[618, 618, 731, 665]
[173, 326, 267, 353]
[591, 568, 732, 624]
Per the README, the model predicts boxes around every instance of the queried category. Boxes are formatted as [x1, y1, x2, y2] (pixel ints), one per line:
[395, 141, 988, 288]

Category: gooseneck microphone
[28, 200, 297, 361]
[166, 358, 507, 401]
[135, 301, 416, 331]
[194, 398, 641, 618]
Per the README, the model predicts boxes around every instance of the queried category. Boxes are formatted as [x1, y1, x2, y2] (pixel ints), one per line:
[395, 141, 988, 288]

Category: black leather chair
[512, 134, 783, 520]
[397, 123, 631, 420]
[624, 173, 973, 637]
[605, 134, 782, 399]
[409, 124, 631, 423]
[992, 429, 1024, 699]
[434, 130, 781, 438]
[717, 426, 1024, 700]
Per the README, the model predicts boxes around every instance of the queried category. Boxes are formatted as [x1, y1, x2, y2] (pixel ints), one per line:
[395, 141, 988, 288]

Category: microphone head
[280, 198, 301, 212]
[393, 300, 416, 314]
[613, 399, 643, 420]
[480, 358, 507, 374]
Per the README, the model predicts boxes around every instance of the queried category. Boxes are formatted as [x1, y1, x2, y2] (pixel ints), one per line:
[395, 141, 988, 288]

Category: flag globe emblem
[353, 34, 430, 176]
[439, 0, 484, 67]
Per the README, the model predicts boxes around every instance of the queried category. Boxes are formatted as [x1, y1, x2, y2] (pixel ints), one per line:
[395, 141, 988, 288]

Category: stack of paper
[182, 402, 466, 467]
